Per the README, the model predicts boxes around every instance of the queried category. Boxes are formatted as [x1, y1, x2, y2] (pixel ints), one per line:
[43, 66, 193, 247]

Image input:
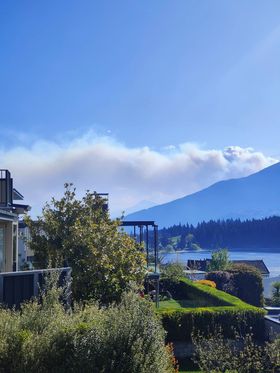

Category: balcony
[0, 170, 13, 208]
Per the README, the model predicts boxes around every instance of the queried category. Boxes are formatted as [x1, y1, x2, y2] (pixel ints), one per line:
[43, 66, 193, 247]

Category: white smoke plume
[0, 132, 277, 217]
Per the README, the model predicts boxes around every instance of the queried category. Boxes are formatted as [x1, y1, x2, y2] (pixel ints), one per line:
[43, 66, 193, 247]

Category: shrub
[193, 327, 280, 373]
[205, 271, 234, 292]
[207, 264, 264, 307]
[229, 264, 264, 307]
[0, 285, 176, 373]
[77, 292, 176, 373]
[195, 280, 216, 288]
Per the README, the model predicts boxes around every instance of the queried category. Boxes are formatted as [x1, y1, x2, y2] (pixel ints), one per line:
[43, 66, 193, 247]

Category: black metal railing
[0, 267, 71, 309]
[0, 170, 13, 207]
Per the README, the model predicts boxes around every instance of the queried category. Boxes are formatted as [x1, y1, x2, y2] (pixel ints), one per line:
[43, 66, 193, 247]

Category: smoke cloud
[1, 132, 277, 216]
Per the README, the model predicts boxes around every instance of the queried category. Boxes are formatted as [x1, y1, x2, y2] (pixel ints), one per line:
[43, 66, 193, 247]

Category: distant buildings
[187, 259, 270, 277]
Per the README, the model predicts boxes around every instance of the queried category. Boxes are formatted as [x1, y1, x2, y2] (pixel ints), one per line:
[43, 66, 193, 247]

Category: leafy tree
[160, 262, 185, 283]
[158, 216, 280, 250]
[25, 184, 146, 303]
[186, 233, 194, 248]
[207, 248, 231, 271]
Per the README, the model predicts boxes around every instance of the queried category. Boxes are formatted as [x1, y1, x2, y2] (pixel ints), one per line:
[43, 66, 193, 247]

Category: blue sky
[1, 1, 280, 215]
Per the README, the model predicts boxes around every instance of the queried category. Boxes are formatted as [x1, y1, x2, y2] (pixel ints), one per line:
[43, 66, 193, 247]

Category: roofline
[0, 208, 18, 221]
[13, 188, 24, 200]
[121, 220, 157, 227]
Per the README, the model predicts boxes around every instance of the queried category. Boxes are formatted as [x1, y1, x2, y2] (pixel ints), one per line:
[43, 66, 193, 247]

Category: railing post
[0, 274, 3, 303]
[33, 272, 39, 297]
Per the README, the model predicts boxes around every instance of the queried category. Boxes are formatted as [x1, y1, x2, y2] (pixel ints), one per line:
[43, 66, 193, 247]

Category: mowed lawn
[159, 298, 212, 311]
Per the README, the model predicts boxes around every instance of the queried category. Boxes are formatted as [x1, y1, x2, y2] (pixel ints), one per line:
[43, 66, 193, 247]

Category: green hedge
[158, 278, 265, 342]
[206, 263, 264, 307]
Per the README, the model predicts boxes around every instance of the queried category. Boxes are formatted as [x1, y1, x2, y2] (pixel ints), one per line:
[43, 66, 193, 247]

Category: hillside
[125, 162, 280, 227]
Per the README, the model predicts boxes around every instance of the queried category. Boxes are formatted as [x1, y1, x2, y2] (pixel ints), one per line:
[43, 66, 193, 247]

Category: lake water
[162, 249, 280, 278]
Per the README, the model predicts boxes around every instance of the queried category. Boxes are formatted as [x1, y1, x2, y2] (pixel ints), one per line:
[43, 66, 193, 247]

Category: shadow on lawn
[176, 298, 214, 308]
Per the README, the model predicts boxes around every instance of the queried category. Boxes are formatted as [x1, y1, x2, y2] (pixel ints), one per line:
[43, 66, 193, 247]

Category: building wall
[0, 221, 17, 272]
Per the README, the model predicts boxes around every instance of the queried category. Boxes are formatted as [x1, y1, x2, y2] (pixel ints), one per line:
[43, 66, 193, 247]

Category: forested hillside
[159, 216, 280, 250]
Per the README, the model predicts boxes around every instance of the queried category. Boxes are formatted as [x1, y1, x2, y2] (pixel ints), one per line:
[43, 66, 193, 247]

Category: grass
[159, 298, 213, 311]
[157, 278, 266, 342]
[157, 278, 264, 314]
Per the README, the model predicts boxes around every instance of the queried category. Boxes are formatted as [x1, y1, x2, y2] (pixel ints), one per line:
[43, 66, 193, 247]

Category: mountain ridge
[125, 162, 280, 227]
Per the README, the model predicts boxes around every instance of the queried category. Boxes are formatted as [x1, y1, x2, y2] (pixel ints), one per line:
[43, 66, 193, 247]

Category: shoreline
[160, 247, 280, 254]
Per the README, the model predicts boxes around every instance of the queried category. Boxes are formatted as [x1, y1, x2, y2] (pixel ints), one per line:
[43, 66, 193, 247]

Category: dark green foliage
[159, 216, 280, 249]
[204, 271, 234, 292]
[158, 279, 265, 343]
[207, 264, 264, 307]
[229, 264, 264, 307]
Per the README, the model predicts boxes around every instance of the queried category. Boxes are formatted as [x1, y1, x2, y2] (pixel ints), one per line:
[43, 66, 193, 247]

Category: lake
[162, 249, 280, 278]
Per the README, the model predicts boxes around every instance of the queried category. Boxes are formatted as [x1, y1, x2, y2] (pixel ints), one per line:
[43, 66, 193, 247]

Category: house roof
[13, 188, 24, 201]
[233, 260, 270, 275]
[187, 259, 270, 275]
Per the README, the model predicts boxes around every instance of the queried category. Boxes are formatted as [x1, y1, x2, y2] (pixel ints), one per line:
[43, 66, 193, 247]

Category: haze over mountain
[124, 200, 157, 215]
[125, 162, 280, 228]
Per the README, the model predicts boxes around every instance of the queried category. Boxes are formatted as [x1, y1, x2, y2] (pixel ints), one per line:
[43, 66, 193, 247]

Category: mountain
[125, 162, 280, 228]
[124, 200, 157, 215]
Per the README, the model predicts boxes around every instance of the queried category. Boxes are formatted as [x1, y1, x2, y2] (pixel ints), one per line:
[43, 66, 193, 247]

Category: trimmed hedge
[206, 264, 264, 307]
[158, 278, 265, 342]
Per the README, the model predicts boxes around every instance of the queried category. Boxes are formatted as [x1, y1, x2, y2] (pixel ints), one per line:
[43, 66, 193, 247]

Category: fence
[0, 267, 71, 308]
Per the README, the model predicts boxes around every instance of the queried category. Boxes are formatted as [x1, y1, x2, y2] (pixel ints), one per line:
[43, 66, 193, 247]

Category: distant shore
[160, 247, 280, 254]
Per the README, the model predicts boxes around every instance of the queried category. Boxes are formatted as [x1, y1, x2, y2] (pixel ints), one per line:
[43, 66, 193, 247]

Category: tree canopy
[26, 184, 146, 303]
[159, 216, 280, 250]
[207, 248, 230, 271]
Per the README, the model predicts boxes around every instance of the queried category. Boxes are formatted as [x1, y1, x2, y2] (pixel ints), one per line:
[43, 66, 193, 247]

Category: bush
[205, 271, 234, 292]
[195, 280, 216, 288]
[193, 327, 280, 373]
[230, 264, 264, 307]
[158, 278, 265, 343]
[0, 285, 176, 373]
[206, 264, 264, 307]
